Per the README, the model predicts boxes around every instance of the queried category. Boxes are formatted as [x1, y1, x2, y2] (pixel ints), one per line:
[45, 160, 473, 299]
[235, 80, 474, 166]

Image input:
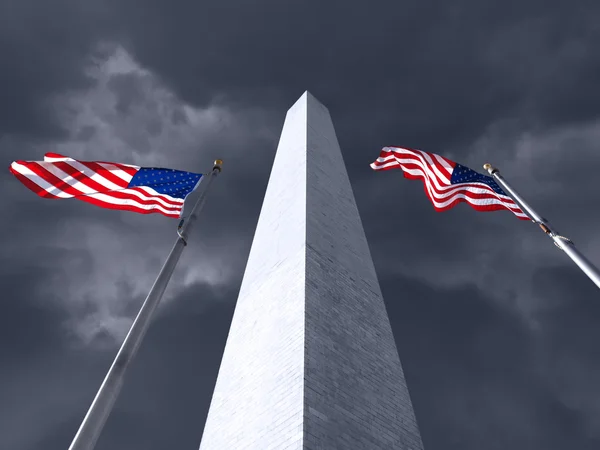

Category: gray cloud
[0, 0, 117, 138]
[2, 0, 600, 449]
[384, 272, 600, 450]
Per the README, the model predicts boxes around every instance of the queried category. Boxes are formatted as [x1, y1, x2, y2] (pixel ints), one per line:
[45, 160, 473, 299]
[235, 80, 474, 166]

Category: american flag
[9, 153, 202, 218]
[371, 146, 528, 220]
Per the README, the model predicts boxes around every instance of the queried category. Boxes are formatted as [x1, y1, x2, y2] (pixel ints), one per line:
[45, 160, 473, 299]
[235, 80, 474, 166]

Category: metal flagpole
[483, 163, 600, 290]
[68, 159, 223, 450]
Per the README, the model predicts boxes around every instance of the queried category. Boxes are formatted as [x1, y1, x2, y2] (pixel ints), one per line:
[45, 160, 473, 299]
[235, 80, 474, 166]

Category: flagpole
[483, 163, 600, 289]
[68, 159, 223, 450]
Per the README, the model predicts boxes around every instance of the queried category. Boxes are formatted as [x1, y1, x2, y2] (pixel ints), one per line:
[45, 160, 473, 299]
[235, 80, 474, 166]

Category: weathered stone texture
[199, 92, 423, 450]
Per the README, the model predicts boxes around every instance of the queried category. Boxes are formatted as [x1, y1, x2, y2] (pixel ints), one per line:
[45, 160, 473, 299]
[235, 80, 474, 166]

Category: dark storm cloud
[2, 0, 600, 449]
[15, 283, 238, 450]
[0, 0, 116, 139]
[382, 272, 600, 450]
[110, 0, 600, 150]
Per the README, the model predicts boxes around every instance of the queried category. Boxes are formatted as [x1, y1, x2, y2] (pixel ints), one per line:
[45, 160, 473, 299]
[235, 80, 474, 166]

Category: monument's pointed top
[288, 90, 329, 114]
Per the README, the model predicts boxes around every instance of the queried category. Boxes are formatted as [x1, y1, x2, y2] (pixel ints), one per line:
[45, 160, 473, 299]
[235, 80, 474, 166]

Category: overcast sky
[1, 1, 600, 449]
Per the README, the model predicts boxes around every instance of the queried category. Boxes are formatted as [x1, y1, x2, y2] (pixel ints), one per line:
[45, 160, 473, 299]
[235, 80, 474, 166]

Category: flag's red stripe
[44, 161, 182, 211]
[97, 189, 182, 212]
[20, 161, 84, 198]
[78, 161, 132, 189]
[44, 152, 68, 159]
[398, 160, 519, 205]
[383, 149, 453, 185]
[377, 148, 454, 177]
[43, 152, 139, 177]
[401, 170, 527, 217]
[401, 169, 520, 208]
[74, 194, 181, 217]
[127, 186, 184, 208]
[9, 164, 60, 199]
[53, 161, 121, 195]
[56, 161, 183, 209]
[96, 161, 138, 177]
[423, 149, 454, 179]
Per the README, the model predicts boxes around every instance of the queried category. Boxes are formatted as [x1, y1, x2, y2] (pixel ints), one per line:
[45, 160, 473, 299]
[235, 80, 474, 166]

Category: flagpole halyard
[483, 163, 600, 290]
[68, 160, 223, 450]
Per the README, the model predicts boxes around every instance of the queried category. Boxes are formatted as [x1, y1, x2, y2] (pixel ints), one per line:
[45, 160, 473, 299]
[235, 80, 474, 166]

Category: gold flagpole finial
[483, 163, 497, 175]
[213, 159, 223, 172]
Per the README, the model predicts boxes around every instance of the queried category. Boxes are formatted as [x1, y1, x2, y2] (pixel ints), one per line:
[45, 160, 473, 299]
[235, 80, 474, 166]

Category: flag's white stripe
[48, 162, 184, 208]
[133, 186, 185, 204]
[395, 154, 447, 188]
[371, 159, 399, 170]
[376, 153, 449, 189]
[446, 194, 526, 215]
[410, 177, 521, 210]
[37, 161, 185, 208]
[382, 148, 450, 185]
[44, 155, 74, 162]
[385, 147, 452, 182]
[43, 153, 140, 172]
[393, 156, 485, 195]
[374, 156, 459, 194]
[40, 162, 93, 196]
[73, 163, 189, 204]
[121, 187, 185, 208]
[96, 162, 137, 183]
[401, 166, 522, 211]
[63, 160, 133, 191]
[511, 210, 529, 218]
[432, 152, 454, 177]
[417, 150, 451, 184]
[112, 162, 139, 169]
[42, 154, 138, 184]
[401, 165, 519, 205]
[114, 188, 184, 209]
[401, 165, 520, 206]
[85, 191, 182, 215]
[383, 146, 455, 178]
[11, 162, 74, 198]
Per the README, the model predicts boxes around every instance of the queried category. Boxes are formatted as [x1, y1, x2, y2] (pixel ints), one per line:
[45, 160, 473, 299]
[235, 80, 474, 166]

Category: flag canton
[450, 163, 506, 195]
[128, 168, 202, 199]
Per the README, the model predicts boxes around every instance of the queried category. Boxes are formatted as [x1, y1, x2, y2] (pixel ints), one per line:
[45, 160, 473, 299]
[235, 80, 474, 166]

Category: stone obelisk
[199, 92, 424, 449]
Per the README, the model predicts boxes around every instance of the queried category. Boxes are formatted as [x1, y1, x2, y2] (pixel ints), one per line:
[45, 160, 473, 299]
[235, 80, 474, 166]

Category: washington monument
[199, 92, 424, 449]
